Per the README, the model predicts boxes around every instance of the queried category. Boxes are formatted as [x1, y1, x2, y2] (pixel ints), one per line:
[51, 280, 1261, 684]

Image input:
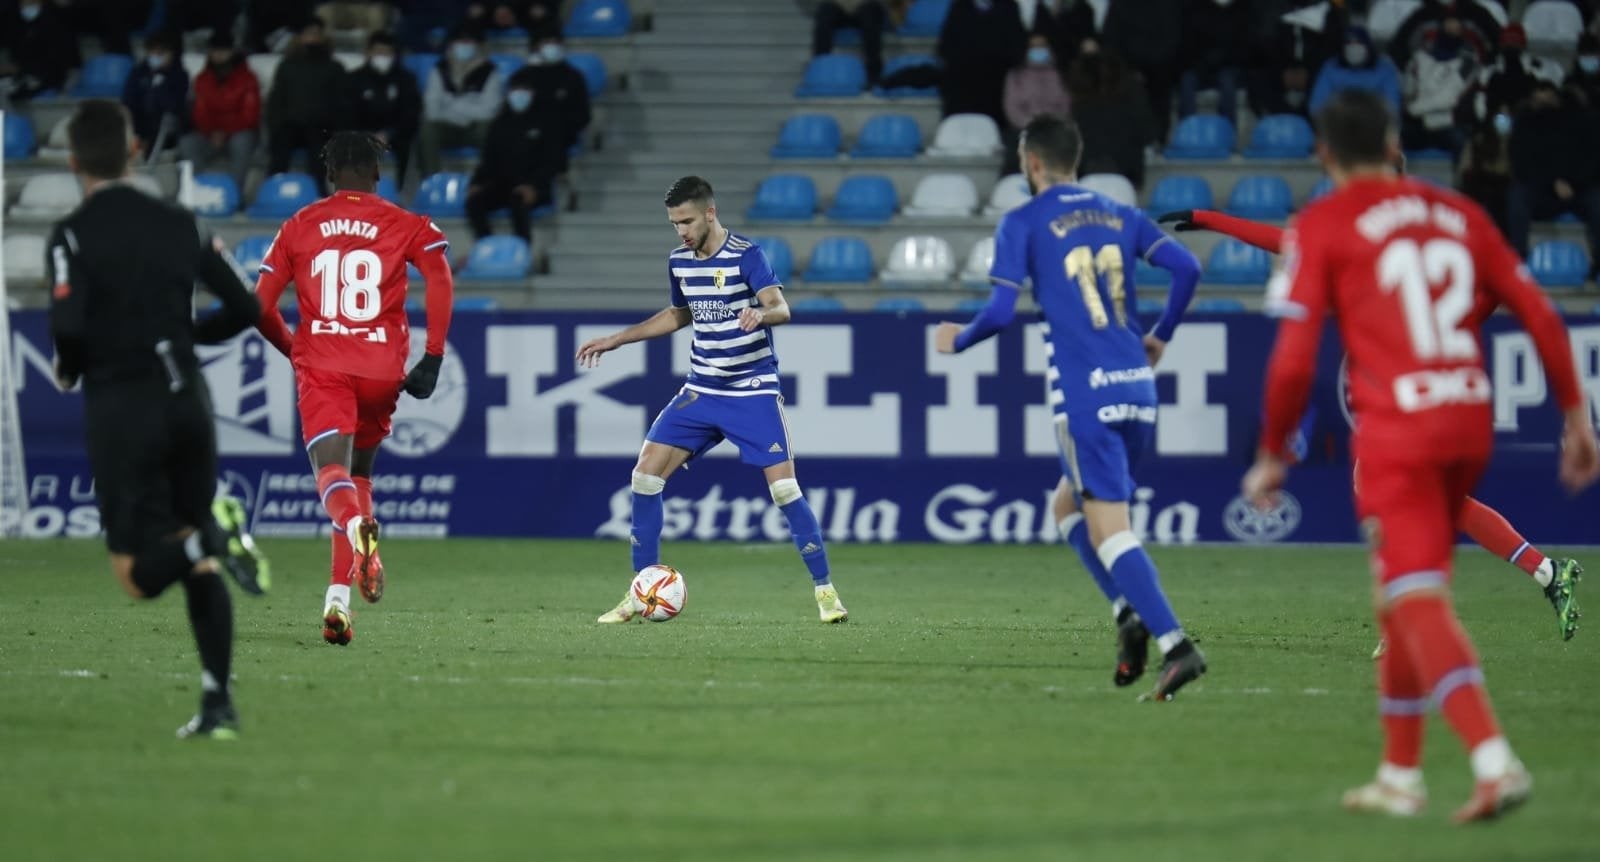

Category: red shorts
[297, 366, 401, 451]
[1353, 452, 1487, 592]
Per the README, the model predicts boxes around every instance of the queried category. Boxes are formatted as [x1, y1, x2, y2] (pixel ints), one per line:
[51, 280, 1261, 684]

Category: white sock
[1469, 736, 1515, 782]
[1533, 558, 1554, 588]
[1155, 629, 1187, 655]
[1378, 762, 1424, 793]
[183, 531, 206, 564]
[325, 584, 351, 610]
[814, 581, 832, 591]
[1110, 597, 1130, 621]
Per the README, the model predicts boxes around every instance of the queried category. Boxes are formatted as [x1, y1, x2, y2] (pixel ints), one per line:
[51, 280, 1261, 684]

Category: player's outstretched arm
[737, 286, 788, 332]
[193, 234, 263, 344]
[1156, 210, 1286, 254]
[575, 306, 692, 368]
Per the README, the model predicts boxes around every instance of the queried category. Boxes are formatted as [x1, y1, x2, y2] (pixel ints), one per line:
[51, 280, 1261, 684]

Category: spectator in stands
[122, 31, 190, 158]
[1101, 0, 1182, 145]
[1456, 116, 1512, 230]
[418, 26, 504, 177]
[1177, 0, 1246, 126]
[1027, 0, 1097, 70]
[469, 1, 562, 40]
[315, 1, 392, 32]
[0, 0, 81, 102]
[1066, 50, 1153, 188]
[1567, 33, 1600, 108]
[1456, 24, 1565, 130]
[515, 32, 591, 172]
[265, 17, 348, 191]
[180, 32, 262, 195]
[1387, 0, 1502, 66]
[395, 0, 468, 51]
[812, 1, 892, 87]
[1506, 81, 1600, 271]
[1244, 0, 1345, 121]
[346, 31, 422, 188]
[1401, 13, 1476, 154]
[1003, 34, 1070, 171]
[465, 79, 563, 253]
[1309, 26, 1400, 117]
[246, 0, 318, 52]
[937, 0, 1028, 128]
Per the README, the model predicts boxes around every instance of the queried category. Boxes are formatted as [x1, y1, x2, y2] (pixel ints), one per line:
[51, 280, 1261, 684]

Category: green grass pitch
[1, 538, 1596, 862]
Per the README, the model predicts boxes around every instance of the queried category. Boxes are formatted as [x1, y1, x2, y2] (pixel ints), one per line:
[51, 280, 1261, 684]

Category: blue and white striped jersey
[668, 232, 783, 396]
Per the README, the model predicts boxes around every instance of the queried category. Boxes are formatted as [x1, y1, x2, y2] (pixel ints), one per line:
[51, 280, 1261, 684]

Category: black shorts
[84, 373, 219, 554]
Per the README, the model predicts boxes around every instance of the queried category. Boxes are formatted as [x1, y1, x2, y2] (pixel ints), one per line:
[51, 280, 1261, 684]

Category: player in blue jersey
[935, 115, 1207, 700]
[576, 176, 847, 624]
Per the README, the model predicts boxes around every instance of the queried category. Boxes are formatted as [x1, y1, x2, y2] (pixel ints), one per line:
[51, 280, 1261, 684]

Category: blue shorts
[1055, 409, 1154, 503]
[647, 388, 794, 467]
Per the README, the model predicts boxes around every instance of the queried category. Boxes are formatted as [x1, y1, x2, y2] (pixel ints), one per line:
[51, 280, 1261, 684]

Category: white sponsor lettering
[926, 331, 997, 455]
[1157, 324, 1228, 455]
[486, 325, 646, 456]
[595, 484, 900, 543]
[1394, 366, 1491, 412]
[1097, 403, 1159, 423]
[1088, 366, 1156, 389]
[925, 484, 1198, 545]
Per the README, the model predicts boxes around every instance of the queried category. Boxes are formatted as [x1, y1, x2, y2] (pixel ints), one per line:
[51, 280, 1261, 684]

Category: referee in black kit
[47, 100, 271, 739]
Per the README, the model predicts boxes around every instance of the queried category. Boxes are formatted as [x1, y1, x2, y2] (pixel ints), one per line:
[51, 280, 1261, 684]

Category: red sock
[1391, 596, 1502, 753]
[1459, 497, 1546, 577]
[353, 476, 374, 517]
[1378, 618, 1425, 768]
[316, 464, 361, 533]
[330, 530, 353, 586]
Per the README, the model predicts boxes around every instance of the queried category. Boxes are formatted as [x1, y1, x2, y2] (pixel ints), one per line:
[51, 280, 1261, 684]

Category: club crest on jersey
[714, 270, 725, 290]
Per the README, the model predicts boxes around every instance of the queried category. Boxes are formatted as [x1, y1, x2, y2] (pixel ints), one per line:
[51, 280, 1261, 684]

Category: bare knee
[1051, 478, 1078, 522]
[109, 554, 148, 600]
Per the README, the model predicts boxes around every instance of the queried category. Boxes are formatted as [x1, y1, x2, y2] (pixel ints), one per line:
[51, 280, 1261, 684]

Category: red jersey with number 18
[256, 191, 449, 380]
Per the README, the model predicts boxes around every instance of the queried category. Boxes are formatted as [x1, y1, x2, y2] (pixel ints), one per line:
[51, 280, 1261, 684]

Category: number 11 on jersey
[1064, 244, 1127, 329]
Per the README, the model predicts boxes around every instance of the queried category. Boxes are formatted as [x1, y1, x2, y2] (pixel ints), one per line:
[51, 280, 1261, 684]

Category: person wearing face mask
[1563, 33, 1600, 109]
[1506, 82, 1600, 273]
[121, 31, 191, 158]
[418, 26, 504, 178]
[1456, 25, 1565, 131]
[1002, 35, 1070, 172]
[513, 34, 591, 173]
[1176, 0, 1245, 125]
[464, 83, 563, 252]
[1309, 26, 1401, 117]
[180, 32, 262, 196]
[0, 0, 82, 102]
[265, 17, 349, 193]
[1401, 15, 1476, 154]
[345, 31, 422, 188]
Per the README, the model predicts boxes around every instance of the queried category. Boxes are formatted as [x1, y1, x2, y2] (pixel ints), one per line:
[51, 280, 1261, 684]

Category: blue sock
[780, 497, 831, 585]
[630, 490, 663, 573]
[1099, 531, 1183, 645]
[1062, 514, 1123, 607]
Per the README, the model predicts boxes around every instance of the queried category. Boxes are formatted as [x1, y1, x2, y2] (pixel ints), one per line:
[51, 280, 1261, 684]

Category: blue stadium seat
[771, 114, 842, 159]
[954, 297, 989, 313]
[791, 296, 847, 313]
[565, 0, 632, 37]
[1308, 176, 1335, 203]
[1191, 297, 1248, 313]
[1529, 240, 1590, 288]
[190, 172, 241, 216]
[875, 297, 925, 313]
[748, 236, 795, 283]
[795, 55, 866, 97]
[1225, 175, 1293, 219]
[746, 174, 817, 221]
[805, 236, 874, 282]
[404, 53, 439, 86]
[489, 26, 528, 40]
[873, 55, 939, 98]
[453, 296, 500, 311]
[376, 176, 402, 203]
[246, 172, 319, 219]
[1136, 297, 1166, 315]
[826, 175, 898, 224]
[490, 53, 525, 81]
[1148, 175, 1214, 213]
[1206, 238, 1272, 284]
[232, 235, 275, 279]
[72, 54, 134, 98]
[1165, 114, 1235, 159]
[1136, 260, 1168, 286]
[566, 52, 607, 97]
[1244, 114, 1314, 159]
[413, 172, 470, 218]
[900, 0, 951, 35]
[4, 113, 36, 159]
[459, 236, 532, 279]
[851, 113, 921, 158]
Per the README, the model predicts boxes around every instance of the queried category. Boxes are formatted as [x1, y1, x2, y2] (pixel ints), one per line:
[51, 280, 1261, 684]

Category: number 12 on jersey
[1064, 244, 1127, 329]
[311, 249, 384, 323]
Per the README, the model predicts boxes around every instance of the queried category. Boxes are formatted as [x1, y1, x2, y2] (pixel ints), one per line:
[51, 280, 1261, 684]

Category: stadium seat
[1206, 238, 1272, 284]
[413, 172, 471, 218]
[873, 55, 940, 98]
[1078, 173, 1137, 207]
[1136, 260, 1167, 286]
[875, 297, 926, 313]
[903, 174, 979, 218]
[826, 175, 898, 224]
[748, 236, 795, 283]
[1367, 0, 1423, 42]
[961, 236, 995, 286]
[376, 176, 403, 203]
[4, 113, 36, 159]
[71, 53, 134, 98]
[248, 53, 282, 91]
[925, 114, 1002, 158]
[566, 52, 608, 98]
[459, 236, 533, 279]
[190, 172, 241, 216]
[1308, 176, 1335, 203]
[791, 296, 847, 313]
[1149, 175, 1215, 213]
[564, 0, 632, 37]
[1225, 175, 1293, 220]
[1523, 0, 1583, 51]
[772, 114, 842, 159]
[983, 174, 1030, 217]
[795, 55, 867, 97]
[2, 234, 47, 284]
[490, 53, 525, 81]
[1136, 297, 1166, 315]
[404, 53, 439, 86]
[9, 173, 83, 219]
[1528, 240, 1589, 288]
[804, 236, 875, 282]
[900, 0, 951, 36]
[246, 172, 319, 219]
[1165, 114, 1235, 159]
[747, 174, 818, 221]
[850, 114, 921, 158]
[232, 235, 275, 278]
[1244, 114, 1314, 159]
[954, 297, 990, 313]
[452, 296, 500, 312]
[1191, 297, 1248, 313]
[880, 235, 956, 282]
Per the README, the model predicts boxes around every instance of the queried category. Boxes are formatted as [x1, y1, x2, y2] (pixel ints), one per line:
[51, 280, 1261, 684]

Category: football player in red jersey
[1243, 91, 1600, 822]
[1158, 197, 1585, 645]
[254, 132, 455, 645]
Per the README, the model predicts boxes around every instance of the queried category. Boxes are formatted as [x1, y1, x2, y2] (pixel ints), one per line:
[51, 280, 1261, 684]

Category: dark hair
[1314, 89, 1394, 168]
[67, 99, 132, 180]
[301, 15, 326, 33]
[322, 131, 386, 183]
[1019, 114, 1083, 173]
[368, 30, 397, 50]
[144, 30, 179, 53]
[664, 176, 715, 208]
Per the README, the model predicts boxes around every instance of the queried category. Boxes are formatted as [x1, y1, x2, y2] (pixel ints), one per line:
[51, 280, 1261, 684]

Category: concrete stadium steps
[571, 159, 1003, 206]
[598, 95, 944, 139]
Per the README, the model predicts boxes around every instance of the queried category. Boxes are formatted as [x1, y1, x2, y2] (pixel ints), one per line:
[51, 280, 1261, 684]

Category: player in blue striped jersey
[576, 176, 847, 623]
[935, 115, 1207, 700]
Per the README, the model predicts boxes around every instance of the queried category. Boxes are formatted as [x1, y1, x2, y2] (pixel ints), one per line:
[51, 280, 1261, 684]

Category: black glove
[1155, 210, 1198, 231]
[402, 353, 443, 399]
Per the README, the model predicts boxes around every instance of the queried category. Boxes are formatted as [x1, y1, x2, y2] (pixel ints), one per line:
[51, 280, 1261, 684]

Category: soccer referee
[48, 99, 270, 740]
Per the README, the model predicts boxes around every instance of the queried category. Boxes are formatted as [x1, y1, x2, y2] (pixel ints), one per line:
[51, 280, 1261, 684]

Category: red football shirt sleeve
[253, 227, 295, 358]
[1474, 213, 1584, 412]
[1191, 210, 1286, 254]
[406, 216, 454, 358]
[1260, 223, 1332, 460]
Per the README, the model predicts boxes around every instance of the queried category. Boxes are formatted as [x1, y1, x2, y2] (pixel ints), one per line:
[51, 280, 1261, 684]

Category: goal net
[0, 109, 29, 537]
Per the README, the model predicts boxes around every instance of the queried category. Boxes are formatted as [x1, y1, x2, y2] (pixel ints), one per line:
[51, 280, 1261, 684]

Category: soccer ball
[630, 565, 686, 621]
